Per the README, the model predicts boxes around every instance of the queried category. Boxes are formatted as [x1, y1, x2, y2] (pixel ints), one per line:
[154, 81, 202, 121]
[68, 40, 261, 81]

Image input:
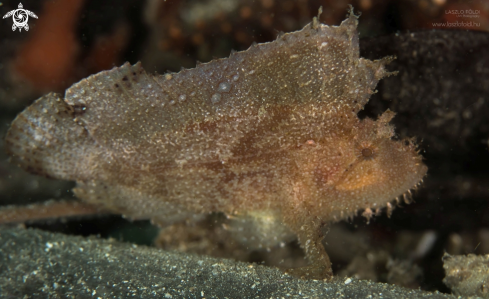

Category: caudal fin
[5, 93, 97, 181]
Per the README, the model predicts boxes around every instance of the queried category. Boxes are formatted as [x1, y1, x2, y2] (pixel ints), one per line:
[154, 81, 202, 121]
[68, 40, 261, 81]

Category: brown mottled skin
[5, 10, 426, 279]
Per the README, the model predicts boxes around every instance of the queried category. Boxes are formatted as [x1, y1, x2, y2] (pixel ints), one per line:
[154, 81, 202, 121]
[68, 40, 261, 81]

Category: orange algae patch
[12, 0, 84, 91]
[5, 8, 426, 279]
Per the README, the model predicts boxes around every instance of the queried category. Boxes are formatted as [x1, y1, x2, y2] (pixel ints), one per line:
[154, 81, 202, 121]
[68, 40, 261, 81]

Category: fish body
[5, 10, 426, 279]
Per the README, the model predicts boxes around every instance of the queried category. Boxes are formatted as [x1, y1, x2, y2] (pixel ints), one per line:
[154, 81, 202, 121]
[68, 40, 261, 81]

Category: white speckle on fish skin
[218, 82, 231, 93]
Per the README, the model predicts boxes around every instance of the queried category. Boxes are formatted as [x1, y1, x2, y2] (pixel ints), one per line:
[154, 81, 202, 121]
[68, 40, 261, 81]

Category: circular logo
[13, 9, 28, 28]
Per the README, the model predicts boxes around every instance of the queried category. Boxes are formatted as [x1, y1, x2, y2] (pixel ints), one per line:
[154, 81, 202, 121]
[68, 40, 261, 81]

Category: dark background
[1, 0, 488, 293]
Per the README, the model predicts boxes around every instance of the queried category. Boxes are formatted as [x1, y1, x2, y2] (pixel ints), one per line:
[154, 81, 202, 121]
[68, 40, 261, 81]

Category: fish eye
[361, 148, 373, 158]
[357, 143, 378, 161]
